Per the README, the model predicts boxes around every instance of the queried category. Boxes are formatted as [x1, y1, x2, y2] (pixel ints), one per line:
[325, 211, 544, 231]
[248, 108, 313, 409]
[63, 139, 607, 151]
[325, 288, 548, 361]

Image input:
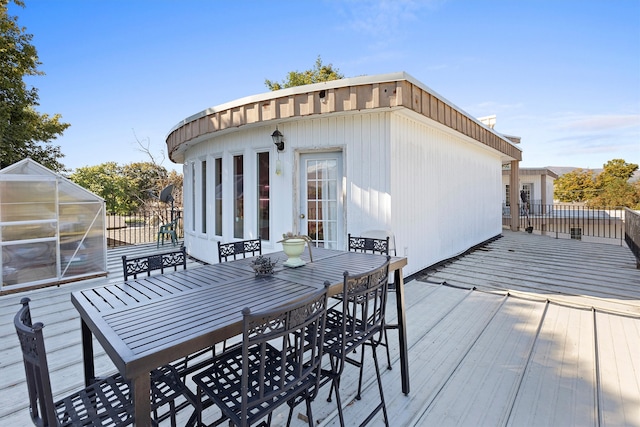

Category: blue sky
[9, 0, 640, 173]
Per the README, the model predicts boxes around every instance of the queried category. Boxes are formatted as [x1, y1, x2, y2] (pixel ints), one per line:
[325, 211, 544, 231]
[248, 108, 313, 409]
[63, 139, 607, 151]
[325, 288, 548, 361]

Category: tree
[70, 163, 132, 214]
[553, 159, 640, 208]
[588, 159, 639, 208]
[69, 161, 182, 216]
[122, 162, 169, 204]
[0, 0, 69, 171]
[554, 168, 597, 202]
[265, 56, 345, 91]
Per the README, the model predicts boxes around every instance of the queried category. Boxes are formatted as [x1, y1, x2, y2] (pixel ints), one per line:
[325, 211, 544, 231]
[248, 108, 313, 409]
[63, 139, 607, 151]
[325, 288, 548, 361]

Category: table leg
[133, 373, 152, 427]
[80, 319, 95, 387]
[394, 268, 410, 394]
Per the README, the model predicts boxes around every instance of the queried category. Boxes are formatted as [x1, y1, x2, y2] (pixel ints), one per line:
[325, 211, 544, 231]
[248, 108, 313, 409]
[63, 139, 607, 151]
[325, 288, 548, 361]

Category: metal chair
[192, 283, 330, 427]
[217, 238, 262, 263]
[321, 257, 391, 427]
[347, 233, 394, 370]
[122, 246, 187, 280]
[14, 297, 196, 427]
[347, 233, 390, 255]
[360, 230, 397, 256]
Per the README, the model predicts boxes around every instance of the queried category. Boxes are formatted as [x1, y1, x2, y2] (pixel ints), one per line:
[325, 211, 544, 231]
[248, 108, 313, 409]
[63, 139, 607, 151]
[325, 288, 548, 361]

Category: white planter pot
[282, 238, 306, 267]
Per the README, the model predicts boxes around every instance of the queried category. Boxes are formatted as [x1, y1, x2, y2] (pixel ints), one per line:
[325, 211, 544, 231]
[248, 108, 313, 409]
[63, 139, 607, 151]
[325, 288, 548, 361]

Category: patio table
[71, 247, 408, 426]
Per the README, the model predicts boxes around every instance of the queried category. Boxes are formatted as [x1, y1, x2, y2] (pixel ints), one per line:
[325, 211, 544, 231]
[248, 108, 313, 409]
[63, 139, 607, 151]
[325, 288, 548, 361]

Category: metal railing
[107, 209, 183, 247]
[502, 203, 626, 245]
[625, 208, 640, 268]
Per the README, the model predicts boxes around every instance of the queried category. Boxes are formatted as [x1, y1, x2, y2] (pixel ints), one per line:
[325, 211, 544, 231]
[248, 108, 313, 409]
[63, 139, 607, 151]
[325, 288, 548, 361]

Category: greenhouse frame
[0, 158, 107, 293]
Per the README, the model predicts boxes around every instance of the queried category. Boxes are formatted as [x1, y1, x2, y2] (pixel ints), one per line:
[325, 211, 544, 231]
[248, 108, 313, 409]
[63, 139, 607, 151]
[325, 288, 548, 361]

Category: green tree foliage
[70, 161, 183, 215]
[70, 163, 133, 214]
[588, 159, 639, 208]
[265, 56, 345, 91]
[554, 159, 640, 208]
[122, 162, 168, 204]
[554, 168, 597, 202]
[0, 0, 69, 171]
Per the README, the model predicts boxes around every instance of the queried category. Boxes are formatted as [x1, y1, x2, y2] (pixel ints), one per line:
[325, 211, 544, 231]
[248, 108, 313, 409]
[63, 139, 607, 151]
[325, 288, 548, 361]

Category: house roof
[502, 167, 559, 179]
[165, 72, 522, 164]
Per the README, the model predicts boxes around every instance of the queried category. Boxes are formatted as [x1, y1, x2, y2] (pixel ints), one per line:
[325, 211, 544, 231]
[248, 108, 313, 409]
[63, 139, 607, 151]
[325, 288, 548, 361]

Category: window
[233, 155, 244, 238]
[257, 152, 270, 240]
[570, 227, 582, 240]
[191, 162, 196, 232]
[201, 160, 207, 234]
[505, 184, 510, 206]
[215, 157, 222, 236]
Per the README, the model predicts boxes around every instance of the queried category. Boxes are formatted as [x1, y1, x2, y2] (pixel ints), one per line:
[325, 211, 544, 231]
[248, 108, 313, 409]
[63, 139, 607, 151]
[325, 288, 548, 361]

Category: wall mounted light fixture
[271, 127, 284, 152]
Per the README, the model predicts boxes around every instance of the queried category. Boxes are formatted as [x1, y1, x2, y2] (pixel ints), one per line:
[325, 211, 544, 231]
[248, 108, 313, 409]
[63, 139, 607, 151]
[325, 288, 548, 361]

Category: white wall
[391, 112, 503, 276]
[182, 110, 505, 276]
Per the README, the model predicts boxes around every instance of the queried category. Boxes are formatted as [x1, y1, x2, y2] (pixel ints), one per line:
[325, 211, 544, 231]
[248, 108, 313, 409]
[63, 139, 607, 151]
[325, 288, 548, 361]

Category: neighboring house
[502, 166, 558, 214]
[165, 72, 522, 277]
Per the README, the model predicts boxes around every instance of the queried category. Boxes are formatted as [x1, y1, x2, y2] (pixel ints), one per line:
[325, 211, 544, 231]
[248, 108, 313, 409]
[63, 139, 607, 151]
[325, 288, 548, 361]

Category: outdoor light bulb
[276, 159, 282, 175]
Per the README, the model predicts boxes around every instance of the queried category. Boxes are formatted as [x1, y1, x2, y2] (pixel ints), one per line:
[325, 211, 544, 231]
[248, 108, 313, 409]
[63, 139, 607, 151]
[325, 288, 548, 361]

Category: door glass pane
[305, 158, 338, 248]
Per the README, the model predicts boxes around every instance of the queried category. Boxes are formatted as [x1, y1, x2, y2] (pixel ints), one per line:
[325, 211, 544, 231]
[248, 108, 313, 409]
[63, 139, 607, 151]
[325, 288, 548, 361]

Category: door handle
[300, 214, 305, 219]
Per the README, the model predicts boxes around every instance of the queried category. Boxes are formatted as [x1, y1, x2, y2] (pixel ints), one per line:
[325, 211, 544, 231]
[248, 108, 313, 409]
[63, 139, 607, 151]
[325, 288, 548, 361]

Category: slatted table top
[72, 248, 405, 377]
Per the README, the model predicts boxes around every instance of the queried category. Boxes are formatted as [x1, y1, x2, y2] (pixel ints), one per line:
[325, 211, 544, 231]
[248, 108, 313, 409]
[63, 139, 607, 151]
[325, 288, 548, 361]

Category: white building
[165, 72, 522, 277]
[502, 167, 558, 214]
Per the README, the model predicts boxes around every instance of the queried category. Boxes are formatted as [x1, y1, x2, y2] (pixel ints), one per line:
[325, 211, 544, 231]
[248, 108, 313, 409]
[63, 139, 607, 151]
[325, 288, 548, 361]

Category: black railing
[502, 203, 626, 244]
[106, 209, 183, 247]
[625, 208, 640, 268]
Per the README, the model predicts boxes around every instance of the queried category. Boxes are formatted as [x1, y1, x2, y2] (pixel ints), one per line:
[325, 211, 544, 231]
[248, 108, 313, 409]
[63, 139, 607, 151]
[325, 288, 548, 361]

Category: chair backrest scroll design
[348, 234, 390, 255]
[218, 238, 262, 263]
[122, 247, 187, 280]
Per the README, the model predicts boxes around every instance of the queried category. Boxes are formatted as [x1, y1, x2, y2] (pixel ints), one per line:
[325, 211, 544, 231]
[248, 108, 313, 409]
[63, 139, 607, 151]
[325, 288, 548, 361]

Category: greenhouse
[0, 158, 107, 293]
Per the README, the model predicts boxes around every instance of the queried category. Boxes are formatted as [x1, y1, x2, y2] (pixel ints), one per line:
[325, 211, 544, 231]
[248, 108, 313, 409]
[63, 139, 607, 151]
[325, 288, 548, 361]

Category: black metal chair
[192, 283, 330, 427]
[347, 233, 394, 371]
[122, 246, 187, 281]
[217, 238, 262, 263]
[321, 257, 391, 427]
[14, 297, 197, 427]
[347, 233, 390, 255]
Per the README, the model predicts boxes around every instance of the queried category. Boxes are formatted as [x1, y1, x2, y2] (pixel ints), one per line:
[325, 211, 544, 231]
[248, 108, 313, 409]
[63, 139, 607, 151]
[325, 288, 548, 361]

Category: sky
[7, 0, 640, 173]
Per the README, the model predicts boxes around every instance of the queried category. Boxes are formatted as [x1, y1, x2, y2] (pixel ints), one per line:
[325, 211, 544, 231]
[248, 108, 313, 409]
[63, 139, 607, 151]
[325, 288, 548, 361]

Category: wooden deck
[1, 232, 638, 426]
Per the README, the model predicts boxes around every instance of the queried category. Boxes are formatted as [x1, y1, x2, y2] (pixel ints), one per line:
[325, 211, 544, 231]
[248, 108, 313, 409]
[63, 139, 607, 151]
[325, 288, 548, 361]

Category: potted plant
[250, 255, 277, 276]
[277, 232, 313, 267]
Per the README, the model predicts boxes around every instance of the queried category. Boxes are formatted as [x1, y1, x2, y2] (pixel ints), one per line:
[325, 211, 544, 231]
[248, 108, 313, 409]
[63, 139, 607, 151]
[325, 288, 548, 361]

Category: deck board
[1, 232, 639, 426]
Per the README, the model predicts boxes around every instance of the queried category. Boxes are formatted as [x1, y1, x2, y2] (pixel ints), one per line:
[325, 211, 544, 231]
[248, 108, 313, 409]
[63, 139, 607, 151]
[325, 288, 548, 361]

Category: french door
[299, 152, 343, 249]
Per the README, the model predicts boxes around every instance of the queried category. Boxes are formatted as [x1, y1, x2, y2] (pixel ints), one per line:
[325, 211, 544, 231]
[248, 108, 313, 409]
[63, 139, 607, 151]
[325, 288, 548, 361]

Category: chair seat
[54, 366, 191, 426]
[322, 308, 373, 358]
[55, 374, 133, 426]
[15, 297, 196, 427]
[193, 342, 319, 426]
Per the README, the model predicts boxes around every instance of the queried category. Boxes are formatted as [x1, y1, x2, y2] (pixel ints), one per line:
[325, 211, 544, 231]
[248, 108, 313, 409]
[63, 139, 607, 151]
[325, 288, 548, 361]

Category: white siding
[391, 112, 502, 276]
[183, 111, 504, 274]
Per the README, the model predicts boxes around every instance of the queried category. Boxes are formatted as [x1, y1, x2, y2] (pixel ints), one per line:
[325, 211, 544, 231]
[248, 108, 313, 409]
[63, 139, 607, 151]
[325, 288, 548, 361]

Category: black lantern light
[271, 127, 284, 152]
